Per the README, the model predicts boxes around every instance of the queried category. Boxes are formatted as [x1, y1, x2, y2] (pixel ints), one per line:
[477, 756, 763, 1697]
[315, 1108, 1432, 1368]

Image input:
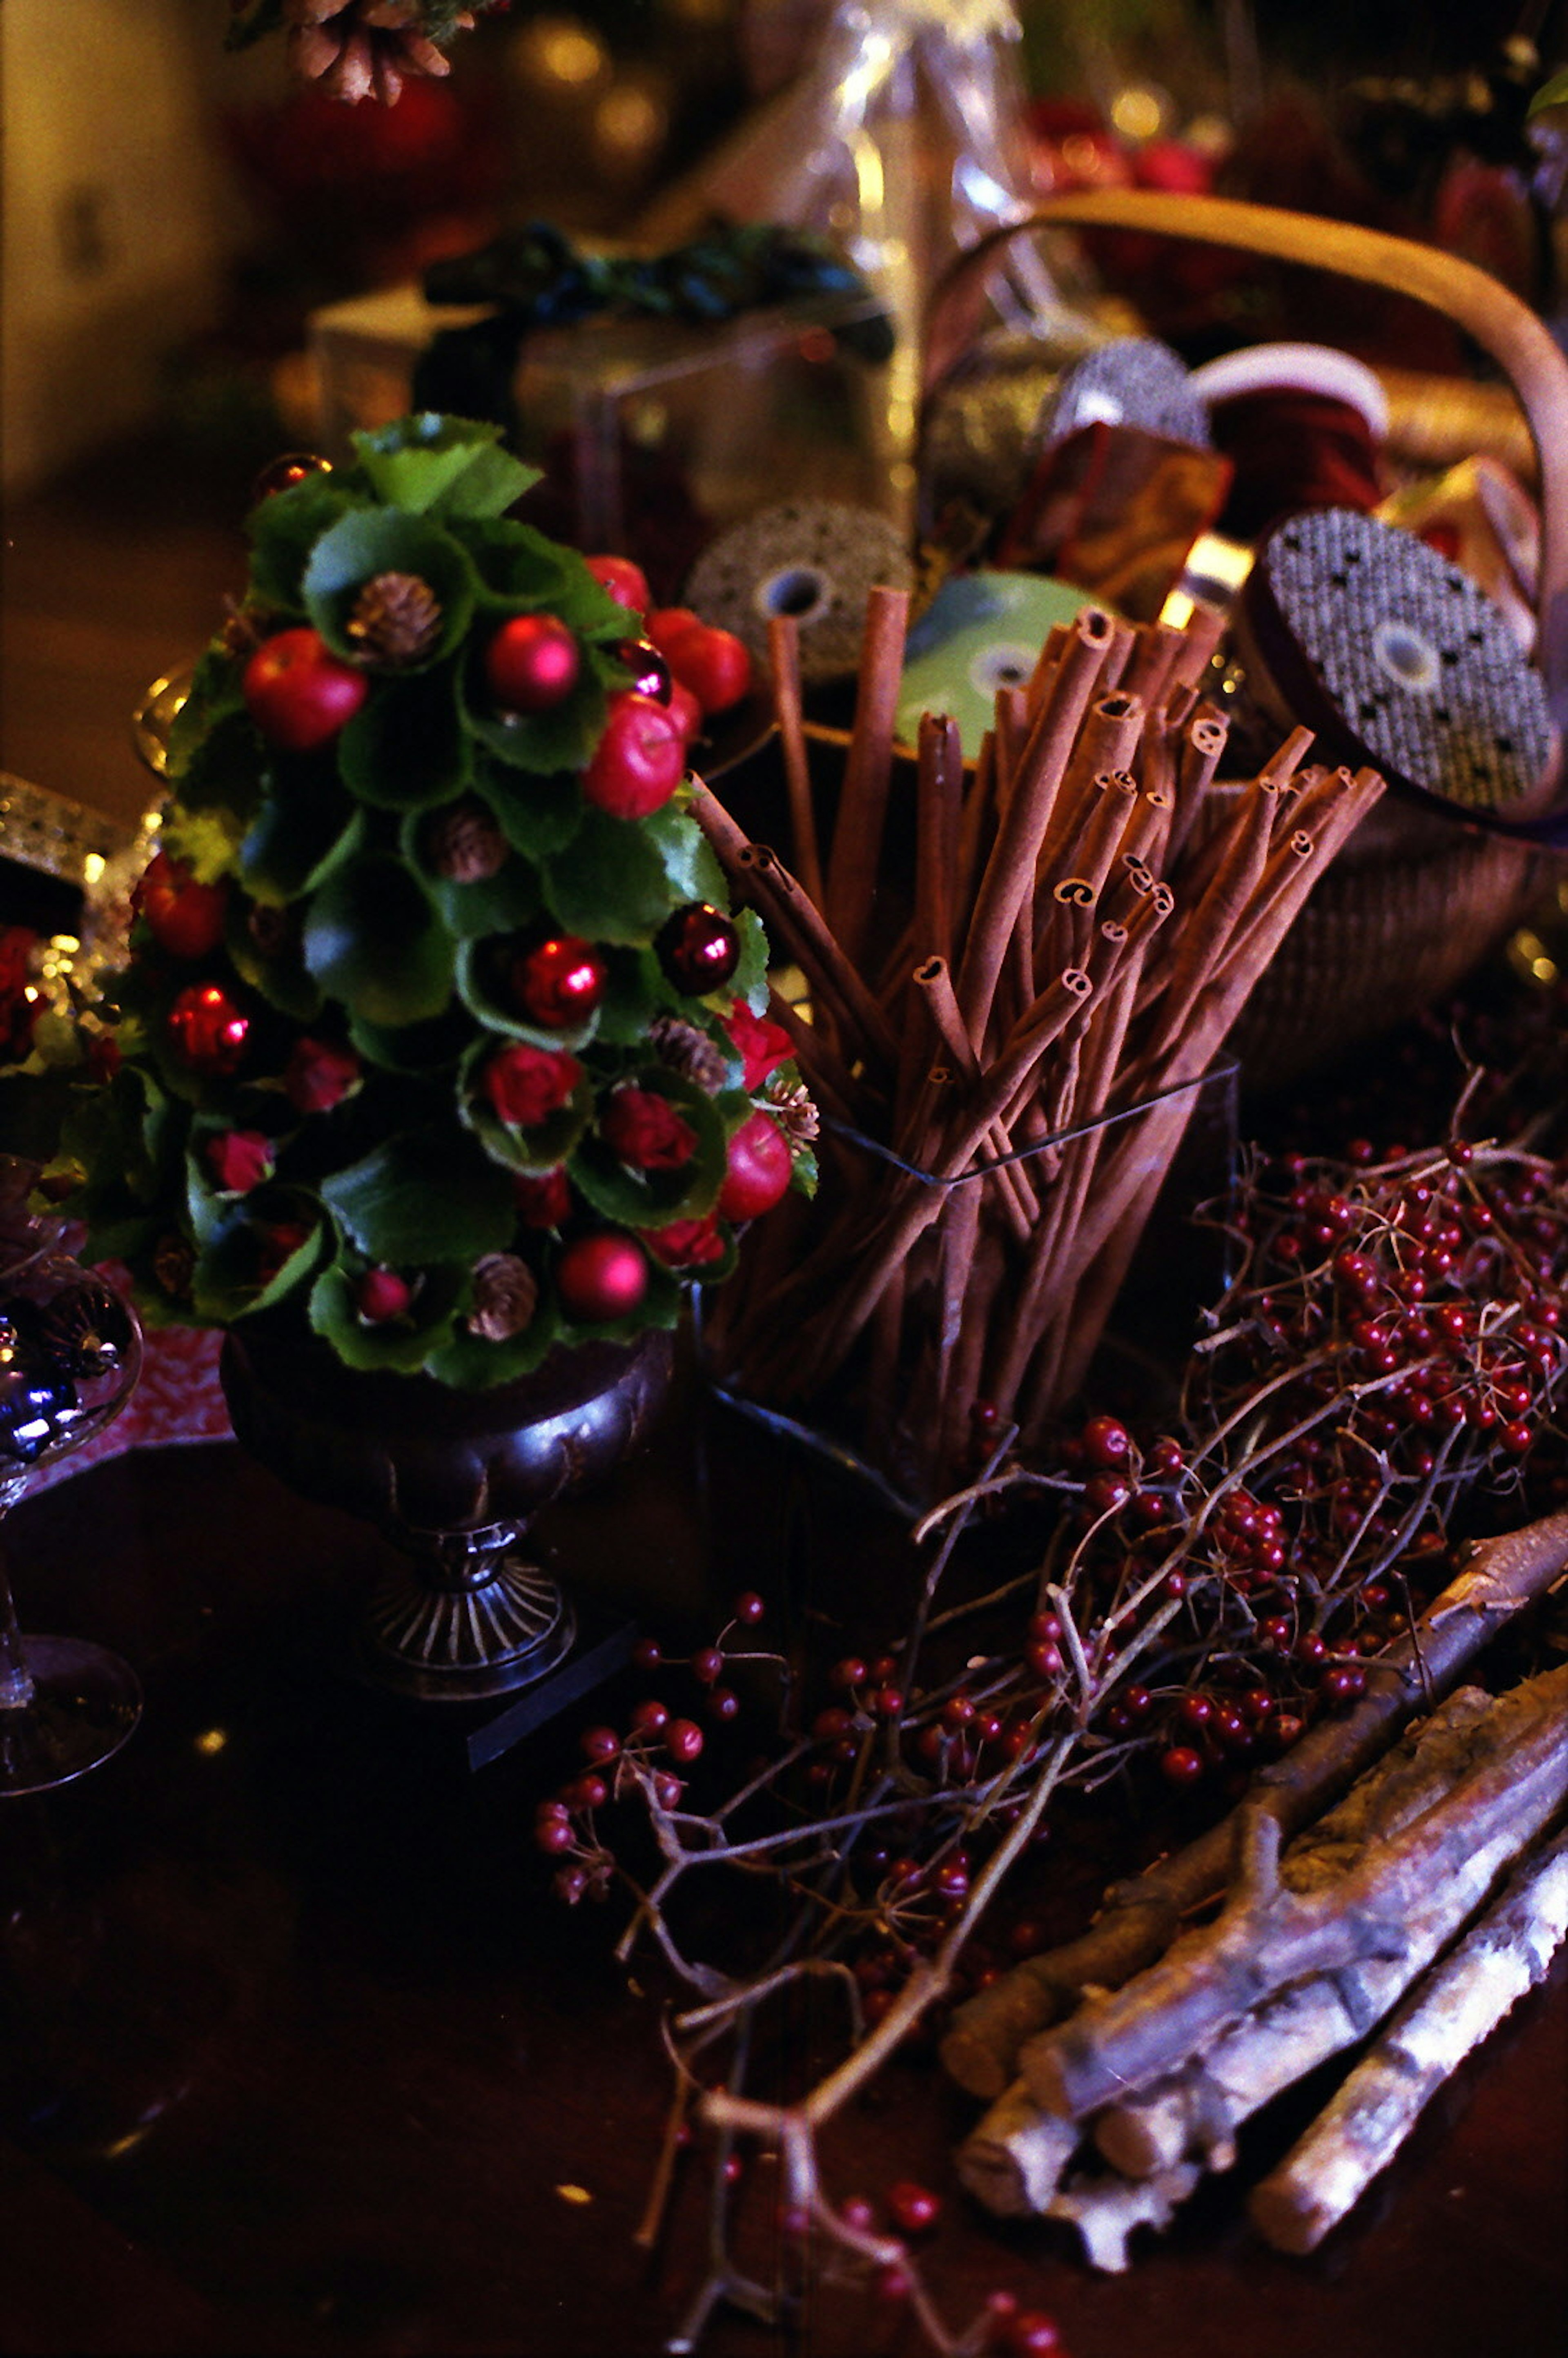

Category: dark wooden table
[0, 1412, 1564, 2358]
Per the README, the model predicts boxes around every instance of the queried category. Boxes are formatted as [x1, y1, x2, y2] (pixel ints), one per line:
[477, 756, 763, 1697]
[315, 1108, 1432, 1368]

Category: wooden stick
[824, 585, 910, 966]
[1249, 1825, 1568, 2253]
[767, 612, 826, 910]
[938, 1509, 1568, 2100]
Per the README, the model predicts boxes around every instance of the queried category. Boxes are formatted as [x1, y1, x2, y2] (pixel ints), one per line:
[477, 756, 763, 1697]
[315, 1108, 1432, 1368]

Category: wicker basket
[922, 190, 1568, 1089]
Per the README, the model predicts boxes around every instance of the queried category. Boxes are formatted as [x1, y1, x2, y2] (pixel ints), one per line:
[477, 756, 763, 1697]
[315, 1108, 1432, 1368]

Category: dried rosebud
[256, 1219, 313, 1283]
[83, 1032, 121, 1083]
[481, 1043, 581, 1130]
[466, 1252, 539, 1341]
[423, 798, 507, 884]
[726, 1000, 793, 1089]
[204, 1128, 275, 1195]
[513, 1167, 571, 1229]
[600, 1086, 695, 1172]
[645, 1214, 727, 1269]
[283, 1036, 360, 1114]
[647, 1015, 728, 1094]
[347, 570, 443, 667]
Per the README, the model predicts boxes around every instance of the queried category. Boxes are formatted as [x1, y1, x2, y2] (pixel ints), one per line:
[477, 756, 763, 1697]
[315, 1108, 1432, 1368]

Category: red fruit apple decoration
[485, 612, 581, 715]
[243, 627, 368, 752]
[134, 850, 229, 961]
[717, 1110, 794, 1222]
[585, 553, 650, 615]
[581, 691, 687, 819]
[556, 1231, 649, 1322]
[660, 619, 753, 718]
[167, 982, 250, 1076]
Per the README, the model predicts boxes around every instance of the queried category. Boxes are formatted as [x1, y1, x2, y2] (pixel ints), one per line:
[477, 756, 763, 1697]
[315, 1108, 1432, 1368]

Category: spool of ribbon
[685, 500, 915, 683]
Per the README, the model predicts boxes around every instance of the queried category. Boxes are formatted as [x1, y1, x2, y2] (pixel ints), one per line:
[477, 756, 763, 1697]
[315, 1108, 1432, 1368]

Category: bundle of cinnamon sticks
[694, 588, 1385, 1493]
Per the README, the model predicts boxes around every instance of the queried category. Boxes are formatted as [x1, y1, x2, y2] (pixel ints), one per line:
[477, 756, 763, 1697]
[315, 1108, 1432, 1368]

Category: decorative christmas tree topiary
[53, 414, 814, 1385]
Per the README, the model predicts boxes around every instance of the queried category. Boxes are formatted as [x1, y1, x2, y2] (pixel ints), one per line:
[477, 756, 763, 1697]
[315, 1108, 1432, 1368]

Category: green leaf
[592, 947, 670, 1047]
[350, 414, 538, 517]
[480, 760, 583, 861]
[320, 1123, 517, 1264]
[541, 805, 675, 945]
[1530, 68, 1568, 115]
[568, 1069, 728, 1228]
[422, 1288, 562, 1388]
[646, 800, 729, 909]
[246, 475, 359, 612]
[166, 644, 246, 780]
[457, 516, 584, 607]
[189, 1188, 328, 1323]
[171, 709, 266, 823]
[225, 903, 323, 1023]
[303, 509, 476, 666]
[238, 758, 359, 903]
[338, 666, 472, 810]
[302, 853, 456, 1027]
[348, 1002, 478, 1076]
[307, 1259, 466, 1373]
[731, 905, 771, 1013]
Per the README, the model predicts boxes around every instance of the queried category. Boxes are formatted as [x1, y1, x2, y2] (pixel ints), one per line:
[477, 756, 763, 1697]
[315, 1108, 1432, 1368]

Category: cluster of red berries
[538, 1590, 769, 1899]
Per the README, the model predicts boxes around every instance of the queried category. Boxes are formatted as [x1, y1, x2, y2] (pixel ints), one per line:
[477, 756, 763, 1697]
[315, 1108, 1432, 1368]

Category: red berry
[645, 605, 700, 653]
[1004, 2310, 1066, 2357]
[585, 554, 650, 613]
[243, 626, 367, 751]
[886, 2180, 941, 2235]
[732, 1591, 765, 1625]
[665, 1717, 704, 1763]
[134, 851, 228, 961]
[629, 1698, 669, 1735]
[356, 1266, 412, 1323]
[662, 622, 753, 715]
[1160, 1745, 1205, 1785]
[553, 1863, 589, 1904]
[510, 935, 607, 1028]
[1081, 1413, 1132, 1468]
[717, 1110, 794, 1222]
[708, 1686, 740, 1722]
[485, 613, 580, 714]
[580, 1726, 619, 1762]
[556, 1232, 648, 1322]
[535, 1815, 574, 1854]
[581, 691, 686, 819]
[692, 1647, 724, 1684]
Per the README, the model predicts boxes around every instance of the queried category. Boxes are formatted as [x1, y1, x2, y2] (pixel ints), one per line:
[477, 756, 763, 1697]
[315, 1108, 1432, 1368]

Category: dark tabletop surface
[0, 1401, 1564, 2358]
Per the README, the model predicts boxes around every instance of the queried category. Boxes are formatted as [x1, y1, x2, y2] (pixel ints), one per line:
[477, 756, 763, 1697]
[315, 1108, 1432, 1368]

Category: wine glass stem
[0, 1531, 36, 1713]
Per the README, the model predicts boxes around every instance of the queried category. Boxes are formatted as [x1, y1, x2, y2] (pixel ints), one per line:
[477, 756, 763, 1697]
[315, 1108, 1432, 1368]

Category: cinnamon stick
[824, 585, 910, 965]
[767, 611, 826, 910]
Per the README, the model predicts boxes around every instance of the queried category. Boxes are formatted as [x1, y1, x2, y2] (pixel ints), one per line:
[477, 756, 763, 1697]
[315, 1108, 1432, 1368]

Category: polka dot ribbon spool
[685, 501, 915, 684]
[1236, 505, 1561, 833]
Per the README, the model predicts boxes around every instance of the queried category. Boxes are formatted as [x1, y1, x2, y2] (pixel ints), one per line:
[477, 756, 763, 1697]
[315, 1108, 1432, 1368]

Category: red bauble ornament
[581, 691, 686, 820]
[251, 452, 332, 503]
[510, 935, 608, 1029]
[616, 639, 672, 703]
[656, 902, 741, 993]
[243, 628, 367, 752]
[485, 613, 581, 714]
[717, 1110, 793, 1221]
[556, 1231, 648, 1322]
[134, 850, 229, 961]
[167, 983, 250, 1075]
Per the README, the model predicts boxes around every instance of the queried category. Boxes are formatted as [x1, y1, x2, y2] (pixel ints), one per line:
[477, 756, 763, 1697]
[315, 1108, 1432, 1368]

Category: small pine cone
[247, 901, 300, 958]
[764, 1077, 819, 1146]
[423, 798, 507, 883]
[284, 1, 464, 101]
[347, 571, 442, 667]
[152, 1235, 195, 1302]
[466, 1253, 539, 1342]
[648, 1015, 729, 1095]
[220, 597, 270, 657]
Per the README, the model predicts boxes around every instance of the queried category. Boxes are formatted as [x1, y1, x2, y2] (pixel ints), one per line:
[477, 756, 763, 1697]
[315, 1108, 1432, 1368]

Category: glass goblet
[0, 1195, 144, 1796]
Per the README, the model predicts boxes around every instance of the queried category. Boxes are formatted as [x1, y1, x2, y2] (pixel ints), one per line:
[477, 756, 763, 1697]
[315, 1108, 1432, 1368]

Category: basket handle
[924, 188, 1568, 731]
